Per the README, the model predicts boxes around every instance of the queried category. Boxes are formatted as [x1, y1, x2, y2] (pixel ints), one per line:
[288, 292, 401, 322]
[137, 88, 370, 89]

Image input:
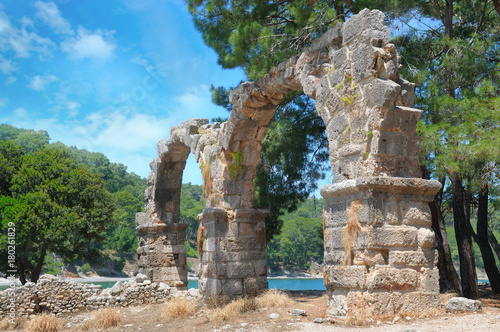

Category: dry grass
[343, 200, 367, 265]
[205, 295, 230, 309]
[0, 316, 26, 330]
[256, 290, 295, 308]
[161, 298, 196, 320]
[79, 307, 122, 330]
[25, 314, 64, 332]
[206, 296, 257, 322]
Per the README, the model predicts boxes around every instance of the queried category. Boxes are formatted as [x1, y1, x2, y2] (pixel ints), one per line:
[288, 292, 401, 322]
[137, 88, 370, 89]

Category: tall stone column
[198, 208, 268, 297]
[322, 178, 441, 316]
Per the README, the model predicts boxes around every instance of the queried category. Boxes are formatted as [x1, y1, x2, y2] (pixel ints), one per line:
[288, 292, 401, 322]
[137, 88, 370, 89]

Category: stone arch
[136, 118, 210, 289]
[138, 8, 442, 316]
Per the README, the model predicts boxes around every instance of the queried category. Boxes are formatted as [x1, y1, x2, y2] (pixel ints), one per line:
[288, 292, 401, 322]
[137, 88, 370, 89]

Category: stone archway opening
[138, 8, 442, 317]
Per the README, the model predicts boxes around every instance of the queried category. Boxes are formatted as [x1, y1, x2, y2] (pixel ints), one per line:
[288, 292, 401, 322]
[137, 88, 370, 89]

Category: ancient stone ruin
[136, 8, 442, 317]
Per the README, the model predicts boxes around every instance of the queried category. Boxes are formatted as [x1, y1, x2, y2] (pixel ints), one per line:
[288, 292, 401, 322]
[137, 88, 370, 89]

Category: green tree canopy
[0, 143, 116, 284]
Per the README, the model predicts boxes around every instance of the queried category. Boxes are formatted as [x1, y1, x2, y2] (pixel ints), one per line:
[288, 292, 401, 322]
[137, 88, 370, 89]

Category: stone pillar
[322, 177, 441, 316]
[198, 208, 268, 297]
[136, 220, 188, 289]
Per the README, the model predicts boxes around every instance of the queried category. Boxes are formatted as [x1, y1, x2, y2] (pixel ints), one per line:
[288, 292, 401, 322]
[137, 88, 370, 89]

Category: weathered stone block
[362, 78, 401, 108]
[368, 225, 418, 248]
[352, 249, 386, 266]
[236, 251, 267, 261]
[371, 131, 407, 156]
[420, 267, 439, 292]
[323, 201, 348, 228]
[417, 228, 435, 249]
[204, 278, 222, 296]
[228, 263, 255, 278]
[326, 227, 344, 249]
[217, 263, 228, 278]
[325, 265, 367, 290]
[351, 43, 376, 81]
[324, 252, 346, 265]
[238, 222, 255, 236]
[255, 260, 267, 277]
[222, 279, 243, 296]
[366, 266, 418, 291]
[342, 9, 386, 45]
[326, 291, 349, 316]
[389, 249, 436, 269]
[384, 199, 401, 225]
[326, 107, 349, 142]
[401, 201, 432, 226]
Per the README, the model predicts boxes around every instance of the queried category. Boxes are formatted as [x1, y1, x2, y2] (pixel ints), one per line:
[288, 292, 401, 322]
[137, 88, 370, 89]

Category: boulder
[445, 297, 482, 313]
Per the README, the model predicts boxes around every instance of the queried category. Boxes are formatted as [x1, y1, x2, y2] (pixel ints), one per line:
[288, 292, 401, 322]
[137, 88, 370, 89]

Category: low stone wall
[0, 274, 195, 319]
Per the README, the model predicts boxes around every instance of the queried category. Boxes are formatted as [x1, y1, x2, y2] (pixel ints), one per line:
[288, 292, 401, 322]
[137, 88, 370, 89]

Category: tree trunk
[493, 0, 500, 17]
[18, 263, 27, 285]
[29, 250, 47, 284]
[451, 172, 478, 299]
[443, 0, 456, 98]
[488, 226, 500, 260]
[476, 181, 500, 293]
[425, 171, 462, 294]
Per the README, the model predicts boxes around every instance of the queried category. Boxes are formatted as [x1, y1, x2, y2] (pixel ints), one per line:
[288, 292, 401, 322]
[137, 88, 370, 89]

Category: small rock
[222, 324, 232, 330]
[110, 281, 123, 295]
[124, 324, 134, 327]
[240, 323, 248, 327]
[445, 297, 482, 313]
[135, 273, 148, 283]
[401, 329, 416, 332]
[313, 318, 323, 323]
[235, 329, 247, 332]
[270, 313, 280, 319]
[393, 316, 400, 324]
[188, 288, 199, 297]
[405, 316, 412, 321]
[292, 309, 307, 316]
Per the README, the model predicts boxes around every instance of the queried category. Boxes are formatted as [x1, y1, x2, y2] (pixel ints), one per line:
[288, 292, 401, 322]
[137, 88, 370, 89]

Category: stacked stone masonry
[0, 275, 180, 319]
[136, 8, 441, 316]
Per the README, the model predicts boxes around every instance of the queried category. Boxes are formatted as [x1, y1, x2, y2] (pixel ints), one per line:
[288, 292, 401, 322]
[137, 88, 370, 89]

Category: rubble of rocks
[0, 274, 199, 319]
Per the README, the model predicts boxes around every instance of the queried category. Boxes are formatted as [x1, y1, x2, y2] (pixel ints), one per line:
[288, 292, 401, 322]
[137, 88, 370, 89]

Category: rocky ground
[3, 286, 498, 332]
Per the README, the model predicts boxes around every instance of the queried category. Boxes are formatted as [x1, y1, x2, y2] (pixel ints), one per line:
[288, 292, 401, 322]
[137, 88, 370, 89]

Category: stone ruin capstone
[136, 8, 442, 317]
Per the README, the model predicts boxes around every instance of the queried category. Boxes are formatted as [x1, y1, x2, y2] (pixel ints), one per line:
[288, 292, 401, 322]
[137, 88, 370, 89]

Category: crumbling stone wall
[0, 274, 174, 319]
[137, 8, 441, 316]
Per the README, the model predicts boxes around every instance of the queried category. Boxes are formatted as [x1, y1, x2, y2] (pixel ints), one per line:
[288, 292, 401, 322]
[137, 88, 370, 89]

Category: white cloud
[61, 26, 116, 62]
[0, 97, 7, 107]
[0, 11, 55, 59]
[12, 107, 29, 119]
[172, 85, 229, 122]
[5, 76, 16, 85]
[27, 74, 58, 91]
[0, 107, 172, 177]
[64, 100, 80, 117]
[33, 1, 74, 35]
[0, 54, 14, 73]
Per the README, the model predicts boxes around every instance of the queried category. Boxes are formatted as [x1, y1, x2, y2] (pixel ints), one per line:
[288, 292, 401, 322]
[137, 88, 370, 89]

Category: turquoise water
[1, 278, 491, 291]
[82, 278, 326, 290]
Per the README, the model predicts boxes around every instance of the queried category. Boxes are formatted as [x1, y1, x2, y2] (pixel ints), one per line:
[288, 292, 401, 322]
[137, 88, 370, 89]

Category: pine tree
[397, 0, 500, 297]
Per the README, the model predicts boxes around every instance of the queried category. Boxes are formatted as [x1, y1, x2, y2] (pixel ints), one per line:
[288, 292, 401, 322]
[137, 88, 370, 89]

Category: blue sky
[0, 0, 244, 184]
